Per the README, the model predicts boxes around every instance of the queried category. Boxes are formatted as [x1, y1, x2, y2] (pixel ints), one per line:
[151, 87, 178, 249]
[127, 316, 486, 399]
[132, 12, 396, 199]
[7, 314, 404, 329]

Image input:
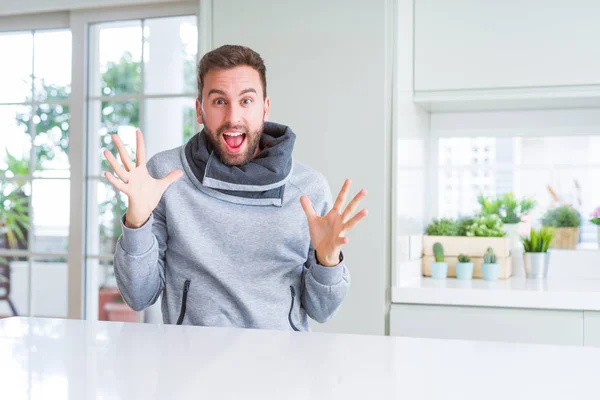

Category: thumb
[160, 169, 184, 190]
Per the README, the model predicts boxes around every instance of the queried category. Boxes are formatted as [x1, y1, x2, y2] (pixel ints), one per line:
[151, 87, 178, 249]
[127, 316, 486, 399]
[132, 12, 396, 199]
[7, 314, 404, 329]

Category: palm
[125, 165, 172, 219]
[103, 130, 183, 227]
[300, 179, 368, 266]
[307, 211, 345, 256]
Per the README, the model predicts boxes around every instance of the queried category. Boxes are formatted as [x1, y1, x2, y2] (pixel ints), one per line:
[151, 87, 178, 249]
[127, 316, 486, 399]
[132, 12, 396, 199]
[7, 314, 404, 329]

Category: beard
[204, 118, 264, 167]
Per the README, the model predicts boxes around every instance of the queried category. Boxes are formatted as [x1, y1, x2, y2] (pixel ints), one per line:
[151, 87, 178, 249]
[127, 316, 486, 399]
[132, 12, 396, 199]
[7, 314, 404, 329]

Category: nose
[225, 103, 243, 127]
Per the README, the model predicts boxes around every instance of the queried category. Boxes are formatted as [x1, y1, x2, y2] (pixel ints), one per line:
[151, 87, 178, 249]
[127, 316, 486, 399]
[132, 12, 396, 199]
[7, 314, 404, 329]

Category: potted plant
[478, 192, 536, 238]
[422, 215, 512, 279]
[590, 207, 600, 247]
[479, 193, 536, 279]
[430, 242, 448, 280]
[541, 206, 581, 249]
[456, 254, 474, 280]
[521, 227, 554, 279]
[425, 218, 459, 236]
[0, 182, 30, 250]
[104, 293, 139, 322]
[0, 256, 8, 283]
[464, 214, 505, 238]
[456, 216, 475, 237]
[98, 286, 122, 321]
[481, 247, 500, 281]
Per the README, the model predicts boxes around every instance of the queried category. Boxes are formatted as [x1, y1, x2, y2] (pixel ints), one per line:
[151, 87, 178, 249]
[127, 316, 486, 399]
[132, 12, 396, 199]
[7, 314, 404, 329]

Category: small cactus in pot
[458, 254, 471, 263]
[434, 242, 444, 262]
[482, 247, 500, 281]
[483, 248, 497, 264]
[430, 242, 448, 279]
[456, 254, 474, 280]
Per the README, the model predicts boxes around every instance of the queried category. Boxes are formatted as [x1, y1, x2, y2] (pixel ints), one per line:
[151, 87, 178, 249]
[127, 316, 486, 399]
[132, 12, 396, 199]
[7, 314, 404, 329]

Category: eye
[214, 99, 226, 105]
[242, 98, 253, 105]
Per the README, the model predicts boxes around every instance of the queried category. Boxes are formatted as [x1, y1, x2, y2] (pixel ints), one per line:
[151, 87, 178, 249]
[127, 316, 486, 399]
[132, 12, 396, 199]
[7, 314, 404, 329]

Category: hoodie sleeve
[300, 176, 351, 323]
[113, 159, 168, 311]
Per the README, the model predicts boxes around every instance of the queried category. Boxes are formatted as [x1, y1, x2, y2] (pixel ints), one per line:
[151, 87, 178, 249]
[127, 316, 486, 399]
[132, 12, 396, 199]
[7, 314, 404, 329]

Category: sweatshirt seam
[118, 235, 156, 258]
[287, 180, 304, 194]
[309, 267, 348, 287]
[288, 179, 327, 216]
[114, 253, 159, 290]
[288, 180, 320, 201]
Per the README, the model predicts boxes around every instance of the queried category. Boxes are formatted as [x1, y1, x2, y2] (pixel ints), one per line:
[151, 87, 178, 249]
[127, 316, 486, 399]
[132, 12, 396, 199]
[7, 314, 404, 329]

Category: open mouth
[222, 131, 247, 154]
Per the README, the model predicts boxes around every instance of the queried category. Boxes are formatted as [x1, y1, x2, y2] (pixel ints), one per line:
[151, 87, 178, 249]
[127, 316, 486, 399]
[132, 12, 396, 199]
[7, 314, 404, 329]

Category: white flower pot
[502, 223, 521, 249]
[524, 252, 550, 279]
[503, 223, 524, 278]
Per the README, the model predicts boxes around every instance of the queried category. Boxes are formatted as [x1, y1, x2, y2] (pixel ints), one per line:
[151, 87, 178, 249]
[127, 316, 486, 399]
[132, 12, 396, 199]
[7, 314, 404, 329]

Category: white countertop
[392, 277, 600, 310]
[1, 317, 600, 399]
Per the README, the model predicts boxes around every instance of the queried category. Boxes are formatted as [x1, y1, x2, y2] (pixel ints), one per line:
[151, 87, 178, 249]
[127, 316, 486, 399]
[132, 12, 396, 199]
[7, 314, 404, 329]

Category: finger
[343, 209, 368, 233]
[104, 171, 128, 194]
[103, 150, 129, 183]
[300, 196, 317, 220]
[159, 170, 184, 190]
[333, 179, 351, 212]
[342, 188, 367, 222]
[336, 237, 349, 246]
[112, 134, 135, 172]
[136, 129, 146, 166]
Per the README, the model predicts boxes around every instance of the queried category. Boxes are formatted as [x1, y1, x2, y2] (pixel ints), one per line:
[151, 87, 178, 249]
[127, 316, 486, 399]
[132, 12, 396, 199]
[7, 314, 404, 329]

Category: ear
[263, 96, 271, 122]
[196, 98, 204, 125]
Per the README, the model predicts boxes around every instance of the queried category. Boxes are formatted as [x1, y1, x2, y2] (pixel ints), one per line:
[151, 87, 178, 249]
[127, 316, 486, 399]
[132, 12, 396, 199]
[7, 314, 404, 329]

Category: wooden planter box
[422, 235, 512, 279]
[550, 227, 579, 250]
[423, 235, 511, 258]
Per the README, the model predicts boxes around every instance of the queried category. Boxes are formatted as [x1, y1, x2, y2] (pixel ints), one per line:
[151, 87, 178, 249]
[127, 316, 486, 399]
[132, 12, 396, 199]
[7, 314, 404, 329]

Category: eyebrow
[207, 89, 226, 97]
[207, 88, 257, 97]
[239, 88, 257, 96]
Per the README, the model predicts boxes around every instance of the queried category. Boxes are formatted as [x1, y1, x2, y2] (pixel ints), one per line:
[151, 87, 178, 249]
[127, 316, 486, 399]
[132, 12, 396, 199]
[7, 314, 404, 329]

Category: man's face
[196, 65, 270, 166]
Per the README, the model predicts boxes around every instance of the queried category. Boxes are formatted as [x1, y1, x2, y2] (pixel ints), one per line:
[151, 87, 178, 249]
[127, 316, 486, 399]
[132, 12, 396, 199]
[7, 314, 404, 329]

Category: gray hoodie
[113, 125, 350, 331]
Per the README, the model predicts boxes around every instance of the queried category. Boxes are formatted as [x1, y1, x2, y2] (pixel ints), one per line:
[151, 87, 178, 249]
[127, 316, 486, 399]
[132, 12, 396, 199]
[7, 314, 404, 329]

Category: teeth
[224, 132, 244, 137]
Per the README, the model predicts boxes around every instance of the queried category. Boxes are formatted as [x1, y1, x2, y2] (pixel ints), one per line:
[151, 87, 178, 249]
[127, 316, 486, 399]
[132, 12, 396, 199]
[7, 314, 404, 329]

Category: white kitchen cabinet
[390, 304, 584, 346]
[414, 0, 600, 92]
[584, 311, 600, 348]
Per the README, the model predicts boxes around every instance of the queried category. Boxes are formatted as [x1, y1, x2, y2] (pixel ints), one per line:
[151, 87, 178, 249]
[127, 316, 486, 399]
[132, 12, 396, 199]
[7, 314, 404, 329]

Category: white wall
[210, 0, 393, 335]
[395, 0, 429, 232]
[415, 0, 600, 91]
[393, 0, 430, 284]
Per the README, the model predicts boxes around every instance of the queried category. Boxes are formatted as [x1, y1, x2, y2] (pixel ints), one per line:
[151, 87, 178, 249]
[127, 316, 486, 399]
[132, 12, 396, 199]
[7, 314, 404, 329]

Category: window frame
[428, 110, 600, 247]
[73, 2, 199, 320]
[0, 14, 72, 317]
[0, 1, 200, 320]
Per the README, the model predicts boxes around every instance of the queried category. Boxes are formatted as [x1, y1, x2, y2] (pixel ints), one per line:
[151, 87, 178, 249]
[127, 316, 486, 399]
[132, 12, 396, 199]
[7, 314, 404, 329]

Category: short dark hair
[197, 45, 267, 102]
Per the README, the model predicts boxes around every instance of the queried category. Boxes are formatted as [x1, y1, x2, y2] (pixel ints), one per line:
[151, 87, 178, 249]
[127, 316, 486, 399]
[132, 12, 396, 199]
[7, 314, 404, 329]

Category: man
[104, 45, 367, 331]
